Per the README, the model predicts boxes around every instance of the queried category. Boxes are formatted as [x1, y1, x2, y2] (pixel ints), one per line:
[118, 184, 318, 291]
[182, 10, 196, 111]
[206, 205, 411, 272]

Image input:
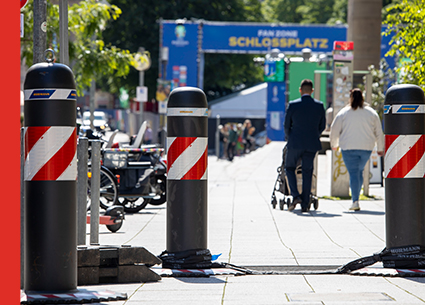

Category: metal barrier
[77, 137, 88, 245]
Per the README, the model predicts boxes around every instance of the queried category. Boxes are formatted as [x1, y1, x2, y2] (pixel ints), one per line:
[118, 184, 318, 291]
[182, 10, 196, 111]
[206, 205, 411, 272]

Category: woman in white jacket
[330, 88, 384, 211]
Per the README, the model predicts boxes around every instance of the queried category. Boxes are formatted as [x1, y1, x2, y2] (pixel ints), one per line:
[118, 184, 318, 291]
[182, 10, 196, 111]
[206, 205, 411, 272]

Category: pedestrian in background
[227, 124, 238, 161]
[284, 79, 326, 212]
[242, 119, 255, 153]
[330, 88, 384, 211]
[218, 124, 225, 159]
[221, 124, 230, 160]
[236, 123, 244, 156]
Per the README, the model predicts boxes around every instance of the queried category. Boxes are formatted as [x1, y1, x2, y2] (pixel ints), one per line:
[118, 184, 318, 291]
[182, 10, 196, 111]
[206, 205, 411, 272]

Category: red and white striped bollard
[384, 84, 425, 250]
[23, 52, 78, 292]
[166, 87, 209, 254]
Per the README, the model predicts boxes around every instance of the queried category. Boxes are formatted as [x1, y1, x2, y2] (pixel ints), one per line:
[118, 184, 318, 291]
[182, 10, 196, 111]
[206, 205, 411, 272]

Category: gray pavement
[78, 142, 425, 304]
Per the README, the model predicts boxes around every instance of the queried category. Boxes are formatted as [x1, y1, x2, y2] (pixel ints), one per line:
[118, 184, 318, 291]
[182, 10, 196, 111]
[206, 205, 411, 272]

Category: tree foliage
[296, 0, 338, 24]
[261, 0, 347, 25]
[21, 1, 398, 101]
[384, 0, 425, 88]
[20, 0, 139, 95]
[261, 0, 305, 23]
[360, 59, 395, 120]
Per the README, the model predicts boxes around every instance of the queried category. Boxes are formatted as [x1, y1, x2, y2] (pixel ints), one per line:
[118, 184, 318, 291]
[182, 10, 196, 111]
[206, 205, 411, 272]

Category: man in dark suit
[284, 79, 326, 212]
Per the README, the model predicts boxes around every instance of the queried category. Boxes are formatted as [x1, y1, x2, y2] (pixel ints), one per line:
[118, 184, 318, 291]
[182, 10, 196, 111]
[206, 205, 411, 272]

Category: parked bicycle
[86, 121, 167, 213]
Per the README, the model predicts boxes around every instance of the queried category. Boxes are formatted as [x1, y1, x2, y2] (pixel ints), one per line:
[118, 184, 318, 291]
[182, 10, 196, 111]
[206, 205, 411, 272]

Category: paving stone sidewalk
[58, 142, 425, 304]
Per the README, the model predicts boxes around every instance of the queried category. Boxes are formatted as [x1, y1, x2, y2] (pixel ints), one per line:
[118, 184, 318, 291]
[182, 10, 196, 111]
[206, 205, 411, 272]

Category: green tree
[296, 0, 336, 24]
[102, 0, 264, 101]
[327, 0, 347, 24]
[360, 59, 395, 120]
[384, 0, 425, 88]
[20, 0, 140, 95]
[261, 0, 305, 23]
[262, 0, 347, 25]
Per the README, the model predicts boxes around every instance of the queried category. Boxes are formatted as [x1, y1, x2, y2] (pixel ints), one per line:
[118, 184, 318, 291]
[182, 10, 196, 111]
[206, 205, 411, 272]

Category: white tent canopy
[209, 83, 267, 119]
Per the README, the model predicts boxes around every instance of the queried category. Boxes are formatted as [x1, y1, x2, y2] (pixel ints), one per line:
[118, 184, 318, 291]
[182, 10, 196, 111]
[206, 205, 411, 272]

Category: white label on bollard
[391, 104, 425, 114]
[24, 89, 77, 100]
[167, 108, 208, 117]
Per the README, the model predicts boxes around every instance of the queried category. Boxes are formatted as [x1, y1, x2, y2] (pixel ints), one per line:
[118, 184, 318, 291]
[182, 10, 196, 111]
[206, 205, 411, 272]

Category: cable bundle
[338, 245, 425, 273]
[159, 249, 212, 269]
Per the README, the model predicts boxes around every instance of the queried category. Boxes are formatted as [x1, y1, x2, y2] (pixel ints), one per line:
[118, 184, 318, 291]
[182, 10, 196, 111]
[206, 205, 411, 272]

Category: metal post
[138, 47, 145, 125]
[33, 0, 47, 64]
[59, 0, 69, 66]
[158, 18, 164, 80]
[167, 87, 208, 253]
[90, 80, 96, 130]
[384, 84, 425, 249]
[197, 22, 204, 89]
[90, 140, 101, 245]
[77, 137, 88, 245]
[215, 115, 220, 159]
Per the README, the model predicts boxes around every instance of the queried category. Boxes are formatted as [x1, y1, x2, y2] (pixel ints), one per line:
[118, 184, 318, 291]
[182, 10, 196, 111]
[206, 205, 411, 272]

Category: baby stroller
[271, 144, 319, 211]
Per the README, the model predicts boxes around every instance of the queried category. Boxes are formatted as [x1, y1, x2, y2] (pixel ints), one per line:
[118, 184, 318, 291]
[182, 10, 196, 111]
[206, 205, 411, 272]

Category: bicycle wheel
[87, 167, 119, 210]
[119, 197, 151, 213]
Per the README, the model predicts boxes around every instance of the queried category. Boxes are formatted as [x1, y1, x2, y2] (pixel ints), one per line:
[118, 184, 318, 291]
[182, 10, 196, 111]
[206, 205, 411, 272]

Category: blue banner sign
[202, 23, 347, 54]
[162, 22, 199, 87]
[266, 82, 286, 141]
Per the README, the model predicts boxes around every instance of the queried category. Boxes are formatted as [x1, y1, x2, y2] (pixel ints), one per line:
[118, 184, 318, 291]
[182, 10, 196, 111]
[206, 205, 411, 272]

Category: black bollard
[384, 84, 425, 249]
[24, 50, 78, 292]
[166, 87, 208, 253]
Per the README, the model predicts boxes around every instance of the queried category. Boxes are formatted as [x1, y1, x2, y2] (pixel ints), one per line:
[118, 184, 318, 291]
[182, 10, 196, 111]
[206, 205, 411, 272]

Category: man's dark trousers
[285, 149, 316, 209]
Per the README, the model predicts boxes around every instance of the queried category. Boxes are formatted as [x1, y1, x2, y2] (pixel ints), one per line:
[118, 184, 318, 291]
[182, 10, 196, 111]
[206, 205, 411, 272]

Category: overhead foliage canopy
[384, 0, 425, 88]
[22, 0, 398, 101]
[20, 0, 141, 95]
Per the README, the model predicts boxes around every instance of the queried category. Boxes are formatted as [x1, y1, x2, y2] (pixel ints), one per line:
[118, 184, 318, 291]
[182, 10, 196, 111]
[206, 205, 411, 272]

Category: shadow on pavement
[296, 211, 342, 217]
[342, 210, 385, 216]
[176, 277, 227, 284]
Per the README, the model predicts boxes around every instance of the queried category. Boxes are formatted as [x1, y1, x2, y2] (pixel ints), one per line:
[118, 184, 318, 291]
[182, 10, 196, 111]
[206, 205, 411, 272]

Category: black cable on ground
[156, 245, 425, 277]
[337, 245, 425, 274]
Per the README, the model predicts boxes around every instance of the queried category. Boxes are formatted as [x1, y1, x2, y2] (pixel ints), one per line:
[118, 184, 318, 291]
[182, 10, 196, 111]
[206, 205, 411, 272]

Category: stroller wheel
[272, 196, 277, 209]
[286, 198, 291, 209]
[312, 197, 319, 210]
[279, 199, 284, 210]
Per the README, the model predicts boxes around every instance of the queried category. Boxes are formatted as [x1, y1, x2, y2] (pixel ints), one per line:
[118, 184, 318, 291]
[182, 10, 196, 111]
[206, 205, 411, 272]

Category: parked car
[82, 111, 109, 132]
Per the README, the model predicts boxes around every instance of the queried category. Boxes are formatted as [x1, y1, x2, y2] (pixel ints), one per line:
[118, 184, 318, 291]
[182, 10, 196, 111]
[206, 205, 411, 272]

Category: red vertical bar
[4, 0, 21, 302]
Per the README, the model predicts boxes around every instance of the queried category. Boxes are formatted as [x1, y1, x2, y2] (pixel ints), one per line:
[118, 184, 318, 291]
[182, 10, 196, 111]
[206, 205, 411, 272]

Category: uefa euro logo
[175, 25, 186, 40]
[172, 25, 189, 47]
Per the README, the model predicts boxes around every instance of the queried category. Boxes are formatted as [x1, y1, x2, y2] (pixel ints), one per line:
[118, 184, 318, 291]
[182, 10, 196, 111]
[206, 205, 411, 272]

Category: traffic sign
[20, 0, 28, 10]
